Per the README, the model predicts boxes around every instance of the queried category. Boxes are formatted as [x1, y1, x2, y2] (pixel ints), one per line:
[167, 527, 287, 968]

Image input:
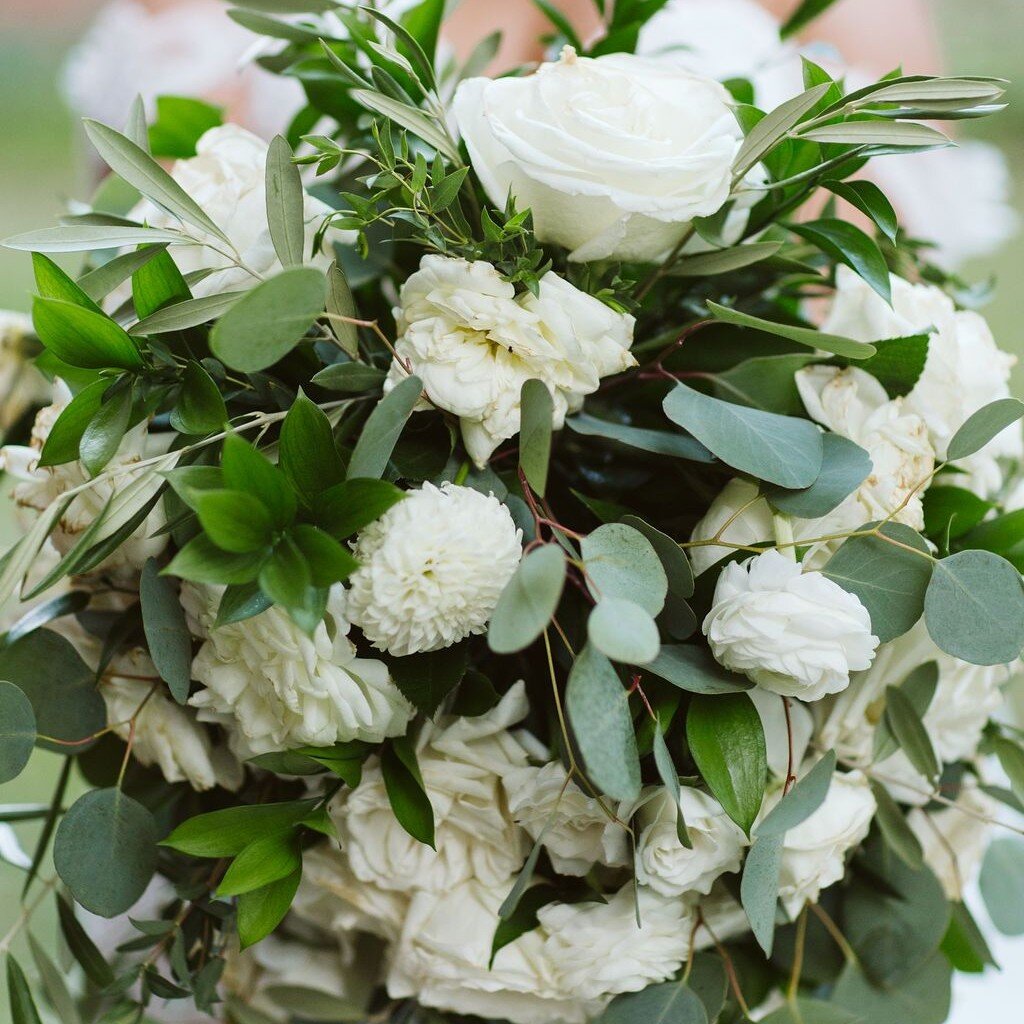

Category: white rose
[331, 684, 531, 895]
[635, 787, 747, 897]
[1, 380, 169, 573]
[770, 768, 876, 915]
[183, 583, 412, 757]
[908, 782, 995, 900]
[387, 256, 635, 466]
[346, 481, 523, 655]
[692, 885, 751, 950]
[0, 310, 50, 433]
[748, 687, 813, 781]
[704, 549, 879, 701]
[822, 266, 1021, 496]
[129, 125, 342, 297]
[539, 885, 694, 1003]
[818, 619, 1008, 805]
[503, 761, 631, 876]
[453, 48, 741, 263]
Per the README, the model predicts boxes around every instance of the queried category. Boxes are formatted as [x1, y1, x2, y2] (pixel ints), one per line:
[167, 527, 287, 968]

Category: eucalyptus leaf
[581, 523, 668, 616]
[519, 379, 553, 497]
[140, 559, 193, 703]
[765, 434, 872, 519]
[741, 833, 784, 955]
[647, 645, 752, 694]
[945, 398, 1024, 462]
[600, 981, 708, 1024]
[488, 544, 565, 654]
[347, 374, 422, 479]
[587, 598, 660, 665]
[566, 413, 714, 463]
[757, 750, 836, 836]
[0, 681, 36, 784]
[884, 686, 939, 781]
[266, 135, 306, 267]
[980, 838, 1024, 936]
[130, 290, 243, 335]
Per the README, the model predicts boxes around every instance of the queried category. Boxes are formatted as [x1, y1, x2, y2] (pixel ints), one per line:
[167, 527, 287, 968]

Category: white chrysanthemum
[346, 481, 523, 656]
[504, 761, 631, 876]
[1, 380, 169, 573]
[635, 787, 747, 897]
[331, 684, 531, 895]
[704, 549, 879, 701]
[182, 583, 412, 757]
[387, 256, 635, 466]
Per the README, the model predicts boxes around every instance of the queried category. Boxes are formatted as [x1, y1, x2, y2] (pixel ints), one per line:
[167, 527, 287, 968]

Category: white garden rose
[331, 684, 530, 895]
[346, 481, 523, 655]
[822, 265, 1022, 496]
[503, 761, 631, 876]
[387, 256, 635, 466]
[539, 886, 695, 1003]
[453, 47, 741, 263]
[908, 782, 995, 900]
[634, 786, 747, 897]
[129, 124, 342, 297]
[182, 583, 412, 757]
[1, 380, 169, 573]
[770, 768, 876, 915]
[0, 310, 49, 433]
[704, 549, 879, 701]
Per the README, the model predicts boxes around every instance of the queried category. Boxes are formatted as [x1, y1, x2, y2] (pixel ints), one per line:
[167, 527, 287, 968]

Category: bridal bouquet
[3, 1, 1024, 1022]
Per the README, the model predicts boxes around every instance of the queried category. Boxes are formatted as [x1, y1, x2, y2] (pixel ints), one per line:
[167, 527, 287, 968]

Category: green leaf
[55, 893, 115, 987]
[790, 219, 891, 303]
[519, 379, 553, 497]
[741, 833, 784, 955]
[994, 737, 1024, 808]
[873, 661, 938, 763]
[687, 693, 767, 833]
[350, 89, 461, 163]
[600, 980, 708, 1024]
[280, 391, 346, 503]
[312, 361, 385, 393]
[946, 398, 1024, 462]
[140, 558, 192, 704]
[669, 241, 783, 278]
[765, 433, 872, 519]
[170, 360, 227, 435]
[706, 301, 876, 360]
[388, 644, 468, 717]
[796, 120, 950, 148]
[565, 412, 713, 463]
[587, 598, 660, 665]
[7, 957, 43, 1024]
[162, 799, 318, 857]
[216, 582, 272, 626]
[652, 724, 691, 850]
[823, 179, 898, 241]
[28, 932, 83, 1024]
[780, 0, 841, 36]
[76, 244, 169, 303]
[490, 884, 558, 968]
[734, 83, 834, 176]
[381, 736, 435, 848]
[347, 374, 423, 479]
[757, 750, 836, 836]
[581, 523, 668, 616]
[925, 549, 1024, 665]
[266, 135, 306, 267]
[841, 334, 930, 398]
[325, 262, 360, 357]
[148, 95, 223, 158]
[488, 544, 565, 654]
[954, 508, 1024, 562]
[980, 838, 1024, 936]
[620, 517, 694, 601]
[236, 868, 301, 950]
[832, 955, 952, 1024]
[130, 290, 244, 335]
[32, 252, 104, 313]
[79, 386, 133, 475]
[942, 901, 997, 974]
[712, 353, 818, 415]
[259, 537, 313, 613]
[195, 489, 274, 553]
[314, 478, 405, 539]
[566, 643, 642, 802]
[663, 382, 823, 489]
[210, 267, 325, 372]
[53, 789, 157, 917]
[823, 523, 932, 643]
[759, 1000, 857, 1024]
[884, 686, 939, 781]
[131, 247, 190, 319]
[291, 525, 359, 587]
[83, 119, 231, 246]
[647, 645, 752, 694]
[870, 780, 924, 869]
[165, 533, 265, 585]
[4, 224, 188, 252]
[218, 832, 302, 897]
[0, 681, 35, 784]
[32, 297, 143, 370]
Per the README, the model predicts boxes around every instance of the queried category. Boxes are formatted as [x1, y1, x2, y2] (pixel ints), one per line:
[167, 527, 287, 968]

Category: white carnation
[129, 125, 342, 297]
[704, 549, 879, 701]
[503, 761, 631, 876]
[346, 481, 522, 655]
[453, 48, 741, 263]
[387, 256, 635, 466]
[634, 787, 747, 897]
[182, 583, 412, 757]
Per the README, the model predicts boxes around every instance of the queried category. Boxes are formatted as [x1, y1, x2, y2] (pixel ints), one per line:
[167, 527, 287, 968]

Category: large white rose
[1, 380, 169, 573]
[704, 549, 879, 701]
[503, 760, 631, 876]
[331, 684, 531, 895]
[129, 124, 342, 297]
[453, 48, 741, 263]
[387, 256, 635, 466]
[818, 619, 1008, 805]
[769, 768, 876, 916]
[822, 266, 1021, 496]
[183, 583, 412, 757]
[634, 787, 747, 897]
[346, 482, 523, 655]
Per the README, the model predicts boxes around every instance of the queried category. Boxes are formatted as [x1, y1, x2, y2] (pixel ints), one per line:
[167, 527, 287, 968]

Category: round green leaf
[946, 398, 1024, 462]
[765, 433, 872, 519]
[0, 681, 36, 784]
[488, 545, 565, 654]
[581, 523, 668, 616]
[587, 598, 660, 665]
[980, 838, 1024, 936]
[601, 981, 708, 1024]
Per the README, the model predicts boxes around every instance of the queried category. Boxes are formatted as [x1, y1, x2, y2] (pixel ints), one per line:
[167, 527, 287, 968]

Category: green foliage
[488, 544, 566, 654]
[765, 434, 872, 519]
[980, 838, 1024, 935]
[600, 980, 708, 1023]
[140, 558, 193, 703]
[148, 95, 223, 158]
[581, 523, 667, 615]
[587, 598, 660, 665]
[347, 373, 423, 479]
[0, 681, 35, 784]
[741, 833, 784, 955]
[519, 379, 553, 497]
[381, 735, 435, 848]
[757, 750, 836, 837]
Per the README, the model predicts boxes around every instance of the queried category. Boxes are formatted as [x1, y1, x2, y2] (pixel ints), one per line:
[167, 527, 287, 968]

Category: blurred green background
[0, 0, 1022, 1019]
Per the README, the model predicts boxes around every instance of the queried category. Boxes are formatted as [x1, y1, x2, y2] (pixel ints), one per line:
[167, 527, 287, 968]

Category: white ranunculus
[504, 761, 630, 876]
[0, 311, 49, 433]
[129, 125, 342, 297]
[748, 687, 813, 781]
[634, 787, 747, 897]
[770, 768, 876, 915]
[1, 380, 169, 573]
[818, 619, 1008, 805]
[453, 47, 741, 263]
[540, 886, 695, 1003]
[331, 684, 531, 895]
[182, 584, 412, 757]
[704, 549, 879, 701]
[387, 256, 635, 466]
[908, 782, 995, 900]
[822, 265, 1021, 496]
[346, 481, 523, 655]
